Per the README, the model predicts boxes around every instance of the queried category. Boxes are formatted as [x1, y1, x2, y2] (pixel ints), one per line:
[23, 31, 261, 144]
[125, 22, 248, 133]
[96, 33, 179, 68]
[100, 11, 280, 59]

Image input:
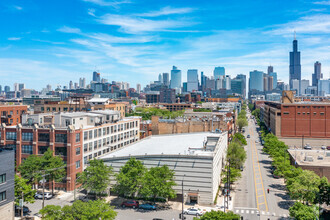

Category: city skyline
[0, 0, 330, 89]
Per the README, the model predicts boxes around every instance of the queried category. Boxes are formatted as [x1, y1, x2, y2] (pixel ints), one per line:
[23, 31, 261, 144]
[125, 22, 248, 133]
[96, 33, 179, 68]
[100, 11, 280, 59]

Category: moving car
[121, 200, 139, 208]
[139, 203, 156, 210]
[35, 192, 53, 199]
[304, 145, 312, 150]
[184, 208, 204, 216]
[247, 135, 250, 138]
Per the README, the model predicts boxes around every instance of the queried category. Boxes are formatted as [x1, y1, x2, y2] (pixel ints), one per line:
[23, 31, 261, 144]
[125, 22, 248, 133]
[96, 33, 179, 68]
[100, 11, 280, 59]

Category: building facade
[0, 149, 15, 219]
[0, 105, 28, 126]
[289, 38, 301, 90]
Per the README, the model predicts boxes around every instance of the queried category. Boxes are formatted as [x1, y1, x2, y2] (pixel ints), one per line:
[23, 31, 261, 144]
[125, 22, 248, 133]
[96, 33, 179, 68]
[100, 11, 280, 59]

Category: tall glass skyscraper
[268, 72, 277, 89]
[162, 73, 170, 86]
[187, 69, 198, 92]
[312, 61, 322, 87]
[93, 71, 101, 82]
[214, 67, 225, 80]
[170, 66, 182, 92]
[289, 37, 301, 90]
[249, 70, 264, 92]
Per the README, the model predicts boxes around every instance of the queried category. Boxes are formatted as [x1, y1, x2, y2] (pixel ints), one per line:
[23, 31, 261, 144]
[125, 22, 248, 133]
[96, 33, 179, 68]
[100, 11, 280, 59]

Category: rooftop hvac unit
[304, 156, 313, 162]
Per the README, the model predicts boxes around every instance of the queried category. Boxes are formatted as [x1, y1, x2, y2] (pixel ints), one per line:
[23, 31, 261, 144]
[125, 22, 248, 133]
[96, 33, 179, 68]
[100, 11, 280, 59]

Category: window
[84, 156, 88, 165]
[76, 160, 81, 169]
[283, 112, 289, 115]
[320, 112, 325, 115]
[103, 138, 106, 146]
[107, 127, 109, 135]
[98, 140, 101, 148]
[84, 131, 88, 141]
[94, 129, 97, 138]
[75, 133, 80, 142]
[6, 132, 16, 140]
[55, 134, 67, 143]
[55, 147, 67, 156]
[89, 142, 93, 151]
[38, 146, 49, 154]
[22, 132, 33, 141]
[297, 112, 300, 115]
[38, 133, 50, 142]
[103, 128, 106, 136]
[98, 128, 101, 137]
[94, 141, 97, 150]
[76, 147, 81, 155]
[89, 130, 93, 139]
[0, 191, 6, 201]
[84, 144, 88, 152]
[22, 145, 33, 154]
[0, 174, 6, 184]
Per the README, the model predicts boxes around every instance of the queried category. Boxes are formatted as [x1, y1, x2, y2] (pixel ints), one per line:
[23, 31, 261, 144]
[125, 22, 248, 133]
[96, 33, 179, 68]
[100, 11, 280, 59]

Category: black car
[247, 135, 250, 138]
[15, 205, 31, 216]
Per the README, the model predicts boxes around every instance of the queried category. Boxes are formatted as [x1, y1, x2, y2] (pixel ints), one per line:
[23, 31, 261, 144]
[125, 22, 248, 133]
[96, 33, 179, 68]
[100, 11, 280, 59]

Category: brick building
[0, 105, 28, 126]
[0, 110, 140, 191]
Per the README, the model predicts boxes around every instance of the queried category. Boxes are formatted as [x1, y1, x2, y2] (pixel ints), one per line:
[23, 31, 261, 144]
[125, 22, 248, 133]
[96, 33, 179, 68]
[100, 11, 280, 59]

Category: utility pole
[42, 170, 45, 210]
[21, 192, 24, 218]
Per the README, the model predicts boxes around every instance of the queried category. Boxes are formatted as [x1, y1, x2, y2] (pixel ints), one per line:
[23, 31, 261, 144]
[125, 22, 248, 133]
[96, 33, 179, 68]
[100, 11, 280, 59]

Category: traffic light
[267, 188, 269, 194]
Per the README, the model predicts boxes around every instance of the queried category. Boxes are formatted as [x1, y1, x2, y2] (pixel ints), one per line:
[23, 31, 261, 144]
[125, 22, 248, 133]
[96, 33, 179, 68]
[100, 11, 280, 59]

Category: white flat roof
[101, 132, 222, 158]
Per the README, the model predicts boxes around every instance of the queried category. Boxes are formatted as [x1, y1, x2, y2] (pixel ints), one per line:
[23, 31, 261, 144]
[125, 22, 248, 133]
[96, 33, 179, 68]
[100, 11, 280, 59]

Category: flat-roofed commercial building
[0, 110, 140, 191]
[101, 132, 228, 205]
[0, 105, 28, 126]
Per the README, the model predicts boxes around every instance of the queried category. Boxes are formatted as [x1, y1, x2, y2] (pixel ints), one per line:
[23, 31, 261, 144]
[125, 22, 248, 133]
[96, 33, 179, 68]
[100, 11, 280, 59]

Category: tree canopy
[126, 107, 184, 120]
[39, 199, 117, 220]
[194, 210, 240, 220]
[113, 158, 146, 197]
[78, 159, 112, 197]
[15, 175, 36, 206]
[140, 165, 176, 202]
[289, 202, 318, 220]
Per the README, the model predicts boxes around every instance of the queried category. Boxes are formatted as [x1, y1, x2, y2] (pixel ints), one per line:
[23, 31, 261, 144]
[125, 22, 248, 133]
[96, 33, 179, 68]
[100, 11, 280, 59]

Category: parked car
[247, 135, 250, 138]
[35, 192, 53, 199]
[321, 145, 326, 150]
[15, 205, 31, 216]
[184, 207, 204, 216]
[240, 166, 244, 171]
[304, 145, 312, 150]
[327, 146, 330, 150]
[121, 200, 139, 208]
[273, 174, 280, 179]
[139, 203, 156, 210]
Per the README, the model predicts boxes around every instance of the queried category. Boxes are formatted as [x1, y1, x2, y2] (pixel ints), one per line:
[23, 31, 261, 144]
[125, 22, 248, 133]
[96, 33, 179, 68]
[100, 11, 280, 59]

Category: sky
[1, 0, 330, 90]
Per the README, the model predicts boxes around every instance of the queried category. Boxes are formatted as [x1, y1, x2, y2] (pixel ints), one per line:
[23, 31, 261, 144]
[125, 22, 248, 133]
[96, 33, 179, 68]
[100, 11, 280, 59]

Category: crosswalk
[234, 209, 288, 218]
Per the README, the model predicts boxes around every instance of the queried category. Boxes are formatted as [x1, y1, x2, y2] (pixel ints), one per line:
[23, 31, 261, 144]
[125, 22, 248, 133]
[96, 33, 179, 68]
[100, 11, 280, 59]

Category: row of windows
[41, 107, 87, 112]
[284, 112, 325, 115]
[22, 145, 33, 154]
[4, 132, 72, 144]
[83, 121, 138, 141]
[1, 110, 25, 116]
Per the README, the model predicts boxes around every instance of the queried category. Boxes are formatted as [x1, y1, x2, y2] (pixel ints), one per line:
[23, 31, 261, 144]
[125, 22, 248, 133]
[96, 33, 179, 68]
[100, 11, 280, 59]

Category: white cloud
[88, 8, 96, 16]
[267, 14, 330, 35]
[8, 37, 21, 41]
[87, 33, 155, 43]
[313, 1, 330, 5]
[13, 5, 23, 10]
[82, 0, 131, 6]
[57, 26, 81, 34]
[98, 14, 194, 33]
[137, 6, 194, 17]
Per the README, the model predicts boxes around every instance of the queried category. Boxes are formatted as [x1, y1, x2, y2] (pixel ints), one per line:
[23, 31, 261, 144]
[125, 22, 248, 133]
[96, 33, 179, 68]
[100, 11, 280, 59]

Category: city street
[233, 111, 292, 220]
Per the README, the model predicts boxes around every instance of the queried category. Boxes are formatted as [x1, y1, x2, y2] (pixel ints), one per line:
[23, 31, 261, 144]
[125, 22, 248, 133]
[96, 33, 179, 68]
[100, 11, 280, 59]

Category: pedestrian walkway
[233, 208, 289, 218]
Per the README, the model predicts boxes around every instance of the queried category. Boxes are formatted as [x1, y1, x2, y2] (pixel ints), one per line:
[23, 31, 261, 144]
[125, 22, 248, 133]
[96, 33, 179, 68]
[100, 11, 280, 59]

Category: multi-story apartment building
[33, 97, 127, 118]
[0, 149, 15, 219]
[0, 105, 28, 126]
[0, 110, 140, 191]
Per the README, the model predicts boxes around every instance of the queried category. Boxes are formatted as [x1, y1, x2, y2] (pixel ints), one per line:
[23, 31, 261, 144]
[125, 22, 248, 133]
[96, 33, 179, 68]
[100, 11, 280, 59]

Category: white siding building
[101, 132, 228, 205]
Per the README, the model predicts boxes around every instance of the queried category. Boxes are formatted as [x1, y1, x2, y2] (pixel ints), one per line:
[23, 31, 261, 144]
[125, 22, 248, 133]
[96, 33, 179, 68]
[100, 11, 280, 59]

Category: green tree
[287, 170, 321, 204]
[194, 210, 240, 220]
[39, 199, 117, 220]
[237, 118, 248, 131]
[78, 159, 112, 199]
[222, 167, 241, 184]
[227, 142, 246, 169]
[42, 149, 66, 195]
[232, 133, 247, 145]
[318, 177, 330, 205]
[18, 155, 43, 188]
[113, 158, 146, 197]
[252, 109, 260, 118]
[248, 103, 254, 111]
[15, 175, 36, 206]
[289, 202, 318, 220]
[140, 165, 176, 202]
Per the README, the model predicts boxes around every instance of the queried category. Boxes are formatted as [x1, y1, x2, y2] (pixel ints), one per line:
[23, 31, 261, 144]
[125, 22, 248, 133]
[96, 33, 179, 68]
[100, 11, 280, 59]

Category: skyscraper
[69, 81, 73, 89]
[268, 72, 277, 90]
[236, 74, 246, 99]
[301, 79, 309, 95]
[93, 71, 101, 82]
[267, 66, 273, 74]
[312, 61, 322, 87]
[187, 69, 198, 92]
[170, 66, 182, 92]
[289, 36, 301, 90]
[79, 78, 86, 88]
[249, 70, 264, 92]
[162, 73, 170, 86]
[318, 79, 330, 96]
[0, 85, 2, 93]
[158, 73, 162, 83]
[214, 67, 225, 80]
[4, 86, 10, 93]
[136, 84, 141, 93]
[292, 79, 300, 95]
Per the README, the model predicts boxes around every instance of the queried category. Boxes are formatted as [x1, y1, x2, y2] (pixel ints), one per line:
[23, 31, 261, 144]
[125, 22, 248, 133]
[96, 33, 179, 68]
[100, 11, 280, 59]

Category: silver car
[35, 192, 53, 200]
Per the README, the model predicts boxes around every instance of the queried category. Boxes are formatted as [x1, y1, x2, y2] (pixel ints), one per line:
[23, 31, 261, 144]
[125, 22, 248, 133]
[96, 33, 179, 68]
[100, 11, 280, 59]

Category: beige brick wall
[0, 201, 14, 220]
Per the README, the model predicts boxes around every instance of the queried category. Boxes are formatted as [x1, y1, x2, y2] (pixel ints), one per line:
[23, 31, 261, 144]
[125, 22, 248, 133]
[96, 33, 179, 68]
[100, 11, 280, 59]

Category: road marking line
[251, 128, 269, 212]
[258, 202, 264, 205]
[251, 211, 254, 214]
[257, 195, 264, 197]
[250, 133, 260, 211]
[246, 210, 249, 214]
[241, 210, 244, 214]
[262, 211, 265, 215]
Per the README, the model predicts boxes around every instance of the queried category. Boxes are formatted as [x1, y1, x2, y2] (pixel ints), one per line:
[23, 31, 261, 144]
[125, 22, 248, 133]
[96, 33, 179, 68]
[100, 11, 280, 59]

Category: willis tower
[289, 33, 301, 91]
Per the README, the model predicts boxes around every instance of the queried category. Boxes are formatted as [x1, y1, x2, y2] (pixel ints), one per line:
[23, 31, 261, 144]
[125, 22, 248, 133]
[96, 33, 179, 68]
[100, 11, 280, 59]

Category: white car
[184, 208, 204, 216]
[35, 192, 53, 200]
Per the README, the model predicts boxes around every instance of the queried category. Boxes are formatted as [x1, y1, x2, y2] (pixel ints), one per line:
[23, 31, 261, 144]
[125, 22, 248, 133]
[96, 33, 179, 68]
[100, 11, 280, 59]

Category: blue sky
[1, 0, 330, 90]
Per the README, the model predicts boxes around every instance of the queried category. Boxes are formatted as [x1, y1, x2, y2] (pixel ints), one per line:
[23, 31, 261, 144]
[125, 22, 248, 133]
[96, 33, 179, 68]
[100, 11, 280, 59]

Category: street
[233, 111, 292, 220]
